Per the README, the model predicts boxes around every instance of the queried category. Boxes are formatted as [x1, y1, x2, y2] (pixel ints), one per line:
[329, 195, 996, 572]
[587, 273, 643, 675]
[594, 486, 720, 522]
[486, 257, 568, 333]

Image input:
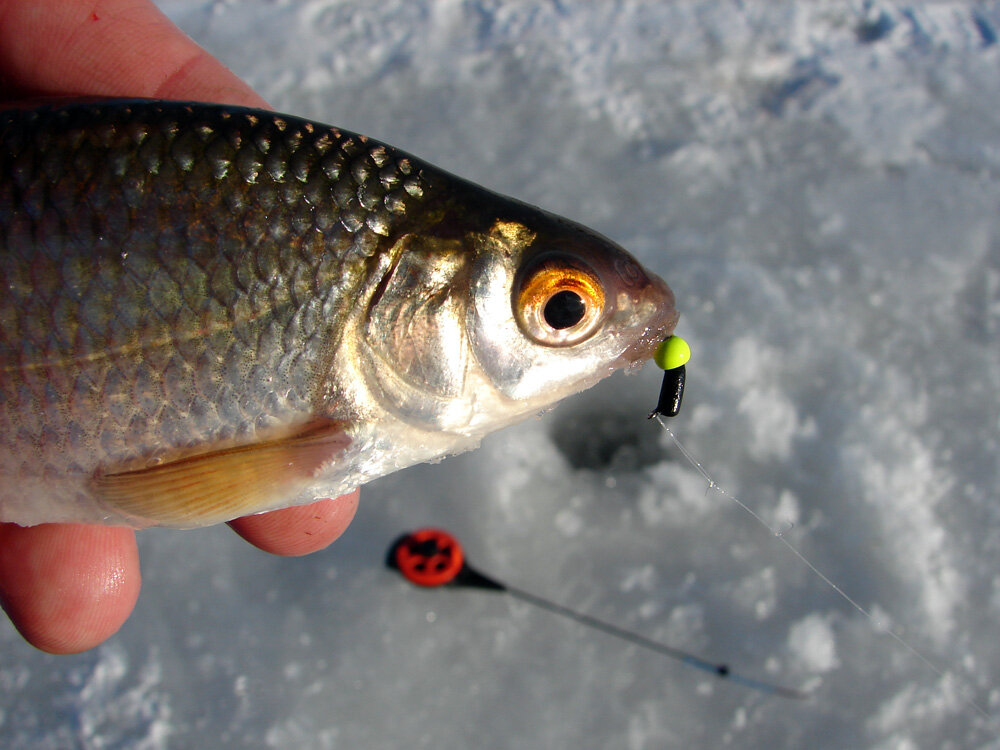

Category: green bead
[653, 336, 691, 371]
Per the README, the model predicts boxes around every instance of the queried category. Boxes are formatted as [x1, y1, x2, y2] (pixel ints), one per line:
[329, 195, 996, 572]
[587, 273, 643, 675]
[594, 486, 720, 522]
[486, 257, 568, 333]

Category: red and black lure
[387, 528, 807, 699]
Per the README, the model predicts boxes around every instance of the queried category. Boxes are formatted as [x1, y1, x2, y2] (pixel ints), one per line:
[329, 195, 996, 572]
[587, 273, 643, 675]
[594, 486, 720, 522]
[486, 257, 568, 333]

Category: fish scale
[0, 102, 425, 477]
[0, 99, 676, 527]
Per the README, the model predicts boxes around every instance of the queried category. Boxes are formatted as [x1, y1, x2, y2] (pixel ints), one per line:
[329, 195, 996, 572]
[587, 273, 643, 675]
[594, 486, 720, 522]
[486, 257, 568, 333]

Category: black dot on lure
[648, 335, 690, 419]
[387, 527, 807, 699]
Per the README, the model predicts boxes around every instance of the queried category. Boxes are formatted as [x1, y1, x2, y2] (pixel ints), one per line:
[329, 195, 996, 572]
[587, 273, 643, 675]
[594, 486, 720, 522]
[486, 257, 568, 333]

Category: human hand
[0, 0, 360, 654]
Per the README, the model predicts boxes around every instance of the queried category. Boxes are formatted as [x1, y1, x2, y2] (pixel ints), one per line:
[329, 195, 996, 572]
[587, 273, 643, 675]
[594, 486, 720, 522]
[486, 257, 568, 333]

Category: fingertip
[228, 491, 360, 557]
[0, 0, 267, 108]
[0, 523, 141, 654]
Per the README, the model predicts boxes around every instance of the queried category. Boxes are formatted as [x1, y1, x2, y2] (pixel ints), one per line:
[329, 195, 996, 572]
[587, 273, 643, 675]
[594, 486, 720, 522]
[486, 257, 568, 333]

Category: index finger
[0, 0, 268, 107]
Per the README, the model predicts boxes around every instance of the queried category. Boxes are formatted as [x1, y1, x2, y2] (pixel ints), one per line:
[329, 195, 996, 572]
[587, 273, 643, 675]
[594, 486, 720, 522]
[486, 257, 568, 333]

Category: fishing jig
[387, 527, 807, 699]
[648, 335, 690, 419]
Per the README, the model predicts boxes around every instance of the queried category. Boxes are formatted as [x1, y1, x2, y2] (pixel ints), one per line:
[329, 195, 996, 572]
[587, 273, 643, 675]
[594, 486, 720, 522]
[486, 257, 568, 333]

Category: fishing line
[649, 337, 994, 724]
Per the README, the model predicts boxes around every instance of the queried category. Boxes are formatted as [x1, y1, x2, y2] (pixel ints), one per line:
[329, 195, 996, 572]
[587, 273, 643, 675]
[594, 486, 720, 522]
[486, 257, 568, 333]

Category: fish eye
[543, 290, 586, 329]
[514, 256, 606, 346]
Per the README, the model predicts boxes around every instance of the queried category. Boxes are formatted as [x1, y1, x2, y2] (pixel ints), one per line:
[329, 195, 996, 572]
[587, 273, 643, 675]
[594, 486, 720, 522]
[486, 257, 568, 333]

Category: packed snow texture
[2, 1, 1000, 748]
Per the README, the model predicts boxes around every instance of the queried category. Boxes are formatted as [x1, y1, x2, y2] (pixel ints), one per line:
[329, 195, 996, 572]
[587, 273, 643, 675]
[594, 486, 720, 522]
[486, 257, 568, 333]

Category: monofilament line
[654, 416, 994, 724]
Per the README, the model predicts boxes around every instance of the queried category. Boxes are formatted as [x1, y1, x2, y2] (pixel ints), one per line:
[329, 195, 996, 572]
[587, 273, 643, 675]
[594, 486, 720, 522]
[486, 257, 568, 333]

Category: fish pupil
[543, 290, 586, 329]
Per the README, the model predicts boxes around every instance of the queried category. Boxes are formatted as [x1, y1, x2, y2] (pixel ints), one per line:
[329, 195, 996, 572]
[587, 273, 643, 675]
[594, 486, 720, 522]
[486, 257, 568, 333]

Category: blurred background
[2, 1, 999, 747]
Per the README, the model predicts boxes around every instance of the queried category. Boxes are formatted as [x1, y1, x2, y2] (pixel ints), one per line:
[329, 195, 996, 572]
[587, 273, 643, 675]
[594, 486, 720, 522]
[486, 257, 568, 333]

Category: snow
[3, 1, 1000, 747]
[788, 613, 840, 674]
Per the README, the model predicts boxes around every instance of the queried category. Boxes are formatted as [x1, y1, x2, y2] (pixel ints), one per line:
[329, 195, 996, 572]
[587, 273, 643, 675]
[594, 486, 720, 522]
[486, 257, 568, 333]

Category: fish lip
[617, 314, 678, 365]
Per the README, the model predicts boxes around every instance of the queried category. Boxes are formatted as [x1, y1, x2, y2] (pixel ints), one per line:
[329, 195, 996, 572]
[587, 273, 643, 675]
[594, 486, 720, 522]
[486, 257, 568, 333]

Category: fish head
[466, 204, 678, 411]
[360, 181, 677, 434]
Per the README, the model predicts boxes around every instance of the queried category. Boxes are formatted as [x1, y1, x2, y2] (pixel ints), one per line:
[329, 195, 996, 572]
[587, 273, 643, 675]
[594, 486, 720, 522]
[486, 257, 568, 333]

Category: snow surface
[3, 1, 1000, 747]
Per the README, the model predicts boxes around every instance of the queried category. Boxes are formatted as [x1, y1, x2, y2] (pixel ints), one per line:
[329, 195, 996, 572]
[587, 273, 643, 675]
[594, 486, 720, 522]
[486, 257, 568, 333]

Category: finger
[0, 0, 267, 107]
[228, 491, 360, 557]
[0, 523, 141, 654]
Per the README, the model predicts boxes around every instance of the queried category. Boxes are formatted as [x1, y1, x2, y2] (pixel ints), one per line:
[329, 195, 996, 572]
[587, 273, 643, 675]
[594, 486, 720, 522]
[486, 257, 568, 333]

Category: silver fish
[0, 100, 677, 528]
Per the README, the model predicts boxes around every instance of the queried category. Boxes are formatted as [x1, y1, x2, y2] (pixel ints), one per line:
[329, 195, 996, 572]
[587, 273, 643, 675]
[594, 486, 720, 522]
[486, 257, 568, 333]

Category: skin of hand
[0, 0, 360, 654]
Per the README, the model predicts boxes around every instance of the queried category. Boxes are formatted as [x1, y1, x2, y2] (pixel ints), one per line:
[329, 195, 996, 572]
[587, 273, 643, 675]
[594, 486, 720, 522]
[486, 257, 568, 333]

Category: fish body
[0, 100, 676, 528]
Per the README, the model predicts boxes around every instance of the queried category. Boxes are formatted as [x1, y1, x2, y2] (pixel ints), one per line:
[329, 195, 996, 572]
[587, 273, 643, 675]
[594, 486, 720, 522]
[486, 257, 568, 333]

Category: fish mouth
[617, 272, 679, 366]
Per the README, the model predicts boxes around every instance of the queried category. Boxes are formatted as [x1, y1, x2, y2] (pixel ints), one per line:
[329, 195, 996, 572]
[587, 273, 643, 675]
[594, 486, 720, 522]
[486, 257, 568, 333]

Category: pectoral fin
[93, 419, 351, 527]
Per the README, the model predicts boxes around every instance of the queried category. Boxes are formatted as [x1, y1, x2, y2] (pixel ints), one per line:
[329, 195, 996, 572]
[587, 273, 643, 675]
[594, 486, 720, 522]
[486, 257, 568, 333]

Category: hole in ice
[549, 406, 664, 471]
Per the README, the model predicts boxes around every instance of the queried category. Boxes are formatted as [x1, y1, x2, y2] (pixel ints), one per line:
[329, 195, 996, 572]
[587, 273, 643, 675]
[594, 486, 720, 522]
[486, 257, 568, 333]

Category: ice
[3, 1, 1000, 748]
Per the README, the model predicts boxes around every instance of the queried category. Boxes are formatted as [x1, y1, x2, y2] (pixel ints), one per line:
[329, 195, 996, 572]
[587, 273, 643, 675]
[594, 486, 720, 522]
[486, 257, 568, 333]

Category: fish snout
[606, 258, 679, 366]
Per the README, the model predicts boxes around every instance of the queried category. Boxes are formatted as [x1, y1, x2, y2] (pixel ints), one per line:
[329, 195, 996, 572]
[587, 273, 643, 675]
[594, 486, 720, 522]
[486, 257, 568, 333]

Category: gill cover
[362, 236, 475, 429]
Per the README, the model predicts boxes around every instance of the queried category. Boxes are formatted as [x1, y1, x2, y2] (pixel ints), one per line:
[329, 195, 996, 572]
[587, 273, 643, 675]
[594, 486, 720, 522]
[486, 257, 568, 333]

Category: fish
[0, 99, 677, 528]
